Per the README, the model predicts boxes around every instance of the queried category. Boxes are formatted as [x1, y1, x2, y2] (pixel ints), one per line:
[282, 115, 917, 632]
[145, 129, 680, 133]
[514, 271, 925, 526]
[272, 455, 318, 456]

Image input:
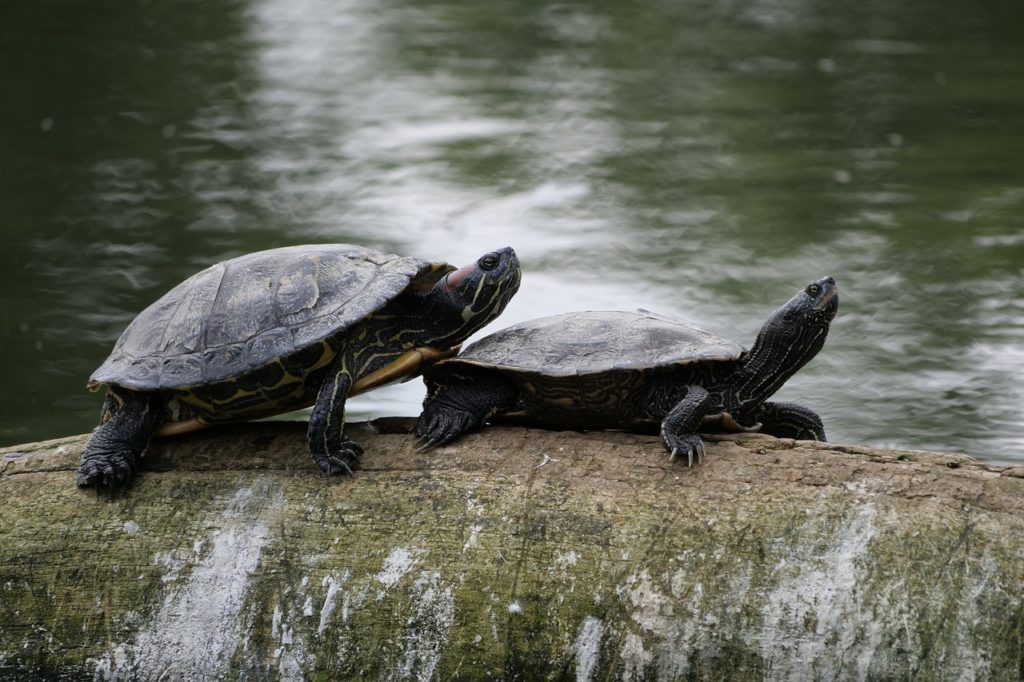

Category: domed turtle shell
[445, 310, 744, 376]
[90, 244, 454, 391]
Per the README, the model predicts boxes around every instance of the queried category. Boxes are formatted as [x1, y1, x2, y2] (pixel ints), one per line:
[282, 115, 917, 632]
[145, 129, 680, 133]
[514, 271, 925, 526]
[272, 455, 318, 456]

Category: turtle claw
[414, 409, 476, 450]
[667, 446, 696, 468]
[311, 440, 363, 476]
[76, 450, 139, 488]
[661, 433, 705, 468]
[415, 429, 452, 451]
[315, 456, 356, 477]
[415, 434, 442, 452]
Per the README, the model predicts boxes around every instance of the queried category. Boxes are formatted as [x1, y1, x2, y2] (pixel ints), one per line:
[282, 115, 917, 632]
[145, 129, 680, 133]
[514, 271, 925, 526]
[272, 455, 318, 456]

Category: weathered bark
[1, 420, 1023, 680]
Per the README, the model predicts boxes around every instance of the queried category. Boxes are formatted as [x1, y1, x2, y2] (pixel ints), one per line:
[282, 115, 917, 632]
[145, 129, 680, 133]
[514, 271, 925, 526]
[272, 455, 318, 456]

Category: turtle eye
[479, 253, 500, 270]
[806, 283, 821, 297]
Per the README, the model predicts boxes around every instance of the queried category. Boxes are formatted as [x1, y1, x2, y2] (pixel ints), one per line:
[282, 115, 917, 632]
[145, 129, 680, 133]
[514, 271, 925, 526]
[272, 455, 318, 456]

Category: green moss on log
[1, 421, 1023, 680]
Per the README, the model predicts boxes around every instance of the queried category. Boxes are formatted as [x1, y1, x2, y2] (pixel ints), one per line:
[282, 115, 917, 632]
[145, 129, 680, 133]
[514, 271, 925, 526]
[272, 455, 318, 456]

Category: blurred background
[2, 0, 1022, 462]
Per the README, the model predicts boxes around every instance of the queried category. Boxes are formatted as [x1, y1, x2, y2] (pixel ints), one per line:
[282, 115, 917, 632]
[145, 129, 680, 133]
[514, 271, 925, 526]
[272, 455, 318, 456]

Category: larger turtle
[78, 244, 521, 486]
[417, 276, 838, 464]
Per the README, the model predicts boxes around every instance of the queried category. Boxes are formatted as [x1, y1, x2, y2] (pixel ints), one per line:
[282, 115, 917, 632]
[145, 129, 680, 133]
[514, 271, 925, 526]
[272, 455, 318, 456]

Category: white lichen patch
[271, 603, 282, 639]
[277, 646, 307, 682]
[555, 550, 579, 569]
[461, 494, 486, 553]
[317, 571, 348, 635]
[465, 493, 485, 517]
[88, 643, 130, 680]
[388, 571, 455, 682]
[573, 615, 603, 682]
[943, 549, 999, 680]
[462, 523, 483, 552]
[758, 503, 878, 680]
[97, 483, 283, 680]
[152, 550, 186, 585]
[132, 526, 269, 673]
[375, 547, 422, 598]
[620, 632, 652, 681]
[341, 591, 352, 623]
[275, 619, 311, 682]
[619, 570, 671, 633]
[272, 600, 312, 681]
[617, 570, 692, 677]
[547, 550, 582, 603]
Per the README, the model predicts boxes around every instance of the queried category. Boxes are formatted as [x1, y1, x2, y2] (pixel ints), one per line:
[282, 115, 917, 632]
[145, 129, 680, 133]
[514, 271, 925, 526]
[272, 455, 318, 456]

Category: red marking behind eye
[443, 263, 475, 291]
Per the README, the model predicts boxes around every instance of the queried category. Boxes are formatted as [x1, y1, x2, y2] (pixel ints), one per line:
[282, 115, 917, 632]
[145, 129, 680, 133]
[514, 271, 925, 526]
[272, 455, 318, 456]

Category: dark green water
[3, 0, 1023, 462]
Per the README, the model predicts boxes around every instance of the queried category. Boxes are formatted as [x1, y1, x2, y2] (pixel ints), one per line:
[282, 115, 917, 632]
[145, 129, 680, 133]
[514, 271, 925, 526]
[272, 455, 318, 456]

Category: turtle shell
[446, 310, 743, 376]
[90, 244, 453, 390]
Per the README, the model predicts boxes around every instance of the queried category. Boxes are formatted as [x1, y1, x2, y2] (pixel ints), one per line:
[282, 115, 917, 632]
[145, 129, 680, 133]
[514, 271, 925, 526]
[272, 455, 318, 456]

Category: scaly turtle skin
[417, 276, 838, 464]
[78, 244, 521, 486]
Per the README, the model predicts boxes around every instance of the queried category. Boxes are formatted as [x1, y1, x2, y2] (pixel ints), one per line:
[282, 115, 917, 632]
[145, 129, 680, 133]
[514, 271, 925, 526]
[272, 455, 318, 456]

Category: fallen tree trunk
[1, 420, 1023, 680]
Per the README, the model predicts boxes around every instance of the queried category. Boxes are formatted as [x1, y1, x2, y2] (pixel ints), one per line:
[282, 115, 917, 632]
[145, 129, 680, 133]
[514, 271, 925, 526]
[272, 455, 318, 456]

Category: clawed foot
[76, 450, 139, 487]
[311, 440, 364, 476]
[755, 401, 826, 441]
[662, 431, 705, 468]
[415, 409, 478, 449]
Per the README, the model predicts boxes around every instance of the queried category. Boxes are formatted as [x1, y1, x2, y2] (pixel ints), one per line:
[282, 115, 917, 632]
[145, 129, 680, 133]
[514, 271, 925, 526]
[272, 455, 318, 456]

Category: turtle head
[734, 276, 838, 408]
[430, 247, 521, 346]
[767, 275, 839, 332]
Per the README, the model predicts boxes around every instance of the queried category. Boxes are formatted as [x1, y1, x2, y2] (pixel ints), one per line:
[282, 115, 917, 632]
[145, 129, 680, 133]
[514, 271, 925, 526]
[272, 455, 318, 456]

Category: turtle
[77, 243, 521, 487]
[416, 276, 838, 464]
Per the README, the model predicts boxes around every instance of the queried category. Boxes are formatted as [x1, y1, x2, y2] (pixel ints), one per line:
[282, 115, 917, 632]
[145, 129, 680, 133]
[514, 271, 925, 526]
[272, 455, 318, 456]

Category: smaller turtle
[416, 276, 838, 464]
[79, 244, 521, 487]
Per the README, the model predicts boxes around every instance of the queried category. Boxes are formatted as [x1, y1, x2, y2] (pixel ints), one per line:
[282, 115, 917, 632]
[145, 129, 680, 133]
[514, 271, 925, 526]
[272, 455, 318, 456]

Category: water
[3, 0, 1022, 462]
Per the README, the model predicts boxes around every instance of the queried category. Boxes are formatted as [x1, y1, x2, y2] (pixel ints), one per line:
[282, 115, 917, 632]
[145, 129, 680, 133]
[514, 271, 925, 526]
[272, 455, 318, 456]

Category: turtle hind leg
[416, 371, 517, 448]
[755, 401, 826, 441]
[77, 389, 165, 487]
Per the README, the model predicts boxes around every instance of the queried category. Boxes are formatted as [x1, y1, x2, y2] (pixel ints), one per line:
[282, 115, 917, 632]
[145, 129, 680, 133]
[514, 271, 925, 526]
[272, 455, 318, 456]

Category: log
[1, 420, 1023, 680]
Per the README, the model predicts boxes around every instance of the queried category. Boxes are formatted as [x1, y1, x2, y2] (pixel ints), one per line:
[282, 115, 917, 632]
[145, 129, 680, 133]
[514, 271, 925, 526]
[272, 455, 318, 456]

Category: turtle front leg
[659, 385, 713, 467]
[755, 401, 827, 441]
[77, 388, 164, 487]
[416, 371, 517, 448]
[308, 364, 363, 476]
